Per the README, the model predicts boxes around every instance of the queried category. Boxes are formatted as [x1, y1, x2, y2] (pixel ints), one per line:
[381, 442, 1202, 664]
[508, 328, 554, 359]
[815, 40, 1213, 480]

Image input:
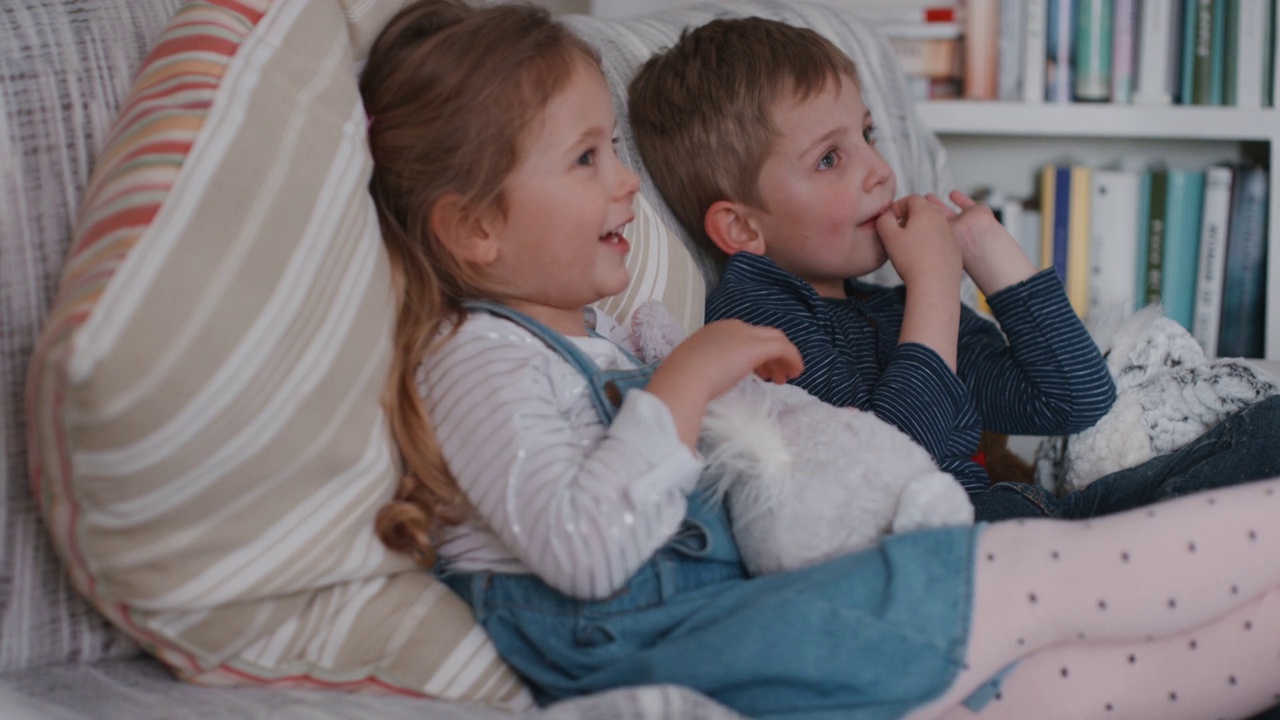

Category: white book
[1234, 0, 1269, 109]
[1192, 165, 1235, 357]
[998, 0, 1027, 100]
[1087, 168, 1143, 322]
[1023, 0, 1048, 103]
[1133, 0, 1179, 104]
[1020, 206, 1044, 268]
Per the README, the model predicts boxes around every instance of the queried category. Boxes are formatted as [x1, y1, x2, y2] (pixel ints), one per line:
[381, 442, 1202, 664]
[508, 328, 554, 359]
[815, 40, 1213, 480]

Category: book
[1181, 0, 1226, 105]
[1066, 165, 1093, 316]
[998, 0, 1027, 100]
[1024, 0, 1049, 103]
[1021, 205, 1044, 269]
[1088, 168, 1143, 321]
[1192, 165, 1235, 355]
[964, 0, 1000, 98]
[1232, 0, 1270, 108]
[1218, 165, 1269, 358]
[1135, 169, 1153, 310]
[1046, 0, 1077, 102]
[1040, 165, 1072, 285]
[1134, 0, 1180, 104]
[1110, 0, 1138, 102]
[1159, 169, 1206, 329]
[1142, 169, 1169, 308]
[1073, 0, 1114, 101]
[1222, 0, 1238, 105]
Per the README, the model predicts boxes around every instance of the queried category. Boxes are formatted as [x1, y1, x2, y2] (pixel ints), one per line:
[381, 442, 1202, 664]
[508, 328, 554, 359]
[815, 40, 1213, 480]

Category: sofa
[0, 0, 964, 717]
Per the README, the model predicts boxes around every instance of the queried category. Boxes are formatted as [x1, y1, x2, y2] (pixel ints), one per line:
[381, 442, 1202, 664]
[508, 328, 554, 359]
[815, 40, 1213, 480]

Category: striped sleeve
[965, 269, 1117, 435]
[422, 319, 701, 600]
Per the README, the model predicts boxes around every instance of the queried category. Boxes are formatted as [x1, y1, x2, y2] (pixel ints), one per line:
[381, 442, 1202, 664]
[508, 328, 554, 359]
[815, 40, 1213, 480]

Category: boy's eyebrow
[798, 126, 846, 162]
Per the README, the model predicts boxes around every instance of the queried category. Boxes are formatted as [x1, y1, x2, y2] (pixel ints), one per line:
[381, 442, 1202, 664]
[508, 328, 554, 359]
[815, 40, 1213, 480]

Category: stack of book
[855, 3, 966, 99]
[951, 0, 1276, 106]
[991, 162, 1269, 358]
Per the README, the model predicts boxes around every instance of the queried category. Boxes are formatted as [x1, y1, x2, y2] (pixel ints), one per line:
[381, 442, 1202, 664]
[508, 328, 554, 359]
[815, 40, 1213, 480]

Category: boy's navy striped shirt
[706, 252, 1116, 494]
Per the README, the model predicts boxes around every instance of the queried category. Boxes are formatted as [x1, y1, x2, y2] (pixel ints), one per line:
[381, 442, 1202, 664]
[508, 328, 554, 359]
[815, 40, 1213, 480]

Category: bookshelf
[916, 101, 1280, 361]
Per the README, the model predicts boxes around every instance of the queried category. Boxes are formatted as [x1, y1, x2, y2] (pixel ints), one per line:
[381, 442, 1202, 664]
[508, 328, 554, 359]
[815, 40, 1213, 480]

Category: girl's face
[481, 58, 641, 336]
[744, 75, 896, 299]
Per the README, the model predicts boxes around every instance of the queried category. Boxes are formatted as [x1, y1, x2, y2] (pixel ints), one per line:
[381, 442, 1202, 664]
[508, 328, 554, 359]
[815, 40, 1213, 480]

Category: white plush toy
[628, 301, 974, 576]
[1038, 304, 1280, 495]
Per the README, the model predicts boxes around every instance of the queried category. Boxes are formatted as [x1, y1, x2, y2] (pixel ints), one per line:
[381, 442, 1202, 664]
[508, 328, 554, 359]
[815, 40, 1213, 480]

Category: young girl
[361, 2, 1280, 718]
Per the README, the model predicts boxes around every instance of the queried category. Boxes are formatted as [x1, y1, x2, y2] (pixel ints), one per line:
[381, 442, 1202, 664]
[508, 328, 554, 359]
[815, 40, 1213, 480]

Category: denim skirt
[442, 494, 980, 720]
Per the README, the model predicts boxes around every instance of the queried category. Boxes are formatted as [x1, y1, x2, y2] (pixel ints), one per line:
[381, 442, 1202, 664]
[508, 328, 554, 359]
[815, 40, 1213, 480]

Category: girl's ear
[704, 200, 766, 256]
[431, 193, 499, 266]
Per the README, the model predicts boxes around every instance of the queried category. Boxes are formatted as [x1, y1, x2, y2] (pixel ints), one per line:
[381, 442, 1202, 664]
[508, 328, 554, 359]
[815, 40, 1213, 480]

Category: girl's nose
[617, 163, 641, 200]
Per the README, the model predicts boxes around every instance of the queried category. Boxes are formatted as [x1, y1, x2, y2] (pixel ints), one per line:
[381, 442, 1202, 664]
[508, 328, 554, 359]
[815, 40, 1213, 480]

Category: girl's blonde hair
[360, 0, 600, 567]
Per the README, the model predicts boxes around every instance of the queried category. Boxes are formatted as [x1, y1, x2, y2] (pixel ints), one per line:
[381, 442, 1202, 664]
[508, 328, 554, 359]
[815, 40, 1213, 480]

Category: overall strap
[462, 300, 649, 425]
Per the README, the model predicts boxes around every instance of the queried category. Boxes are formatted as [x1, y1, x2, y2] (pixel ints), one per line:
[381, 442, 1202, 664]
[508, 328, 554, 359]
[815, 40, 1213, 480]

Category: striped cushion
[26, 0, 531, 705]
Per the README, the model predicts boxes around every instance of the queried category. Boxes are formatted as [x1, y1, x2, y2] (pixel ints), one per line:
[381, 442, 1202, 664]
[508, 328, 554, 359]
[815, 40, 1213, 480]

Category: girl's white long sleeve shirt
[421, 312, 702, 600]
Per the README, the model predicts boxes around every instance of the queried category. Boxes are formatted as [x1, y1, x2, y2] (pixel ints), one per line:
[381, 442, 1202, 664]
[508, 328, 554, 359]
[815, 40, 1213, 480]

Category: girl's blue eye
[863, 124, 878, 144]
[577, 148, 596, 166]
[818, 150, 837, 170]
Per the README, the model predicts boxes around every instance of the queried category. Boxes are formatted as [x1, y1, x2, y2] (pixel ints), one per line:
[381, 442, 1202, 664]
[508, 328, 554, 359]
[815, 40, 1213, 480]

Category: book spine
[1135, 169, 1153, 309]
[1218, 165, 1269, 357]
[1223, 0, 1239, 105]
[1143, 169, 1169, 307]
[1111, 0, 1138, 102]
[1134, 0, 1177, 103]
[998, 0, 1027, 100]
[1047, 0, 1077, 102]
[1159, 169, 1206, 329]
[1182, 0, 1211, 104]
[1087, 169, 1142, 320]
[1025, 0, 1049, 102]
[1067, 165, 1093, 315]
[1234, 0, 1268, 108]
[1053, 165, 1072, 282]
[1074, 0, 1114, 100]
[965, 0, 1001, 98]
[1040, 164, 1058, 274]
[1192, 165, 1235, 356]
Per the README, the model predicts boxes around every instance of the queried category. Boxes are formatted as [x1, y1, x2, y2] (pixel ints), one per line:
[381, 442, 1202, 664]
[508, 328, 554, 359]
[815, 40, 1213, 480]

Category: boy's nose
[862, 149, 893, 193]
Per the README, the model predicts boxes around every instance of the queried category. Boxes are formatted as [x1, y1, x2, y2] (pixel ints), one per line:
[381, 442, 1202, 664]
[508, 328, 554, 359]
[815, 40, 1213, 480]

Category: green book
[1182, 0, 1226, 104]
[1159, 169, 1206, 330]
[1073, 0, 1114, 100]
[1143, 169, 1169, 307]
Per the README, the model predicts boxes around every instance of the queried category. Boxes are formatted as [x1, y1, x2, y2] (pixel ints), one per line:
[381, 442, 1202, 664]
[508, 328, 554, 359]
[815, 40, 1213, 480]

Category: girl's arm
[423, 320, 701, 600]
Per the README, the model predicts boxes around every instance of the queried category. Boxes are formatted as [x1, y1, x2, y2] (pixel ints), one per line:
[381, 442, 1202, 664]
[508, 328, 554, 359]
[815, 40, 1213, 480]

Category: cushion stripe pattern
[27, 0, 529, 707]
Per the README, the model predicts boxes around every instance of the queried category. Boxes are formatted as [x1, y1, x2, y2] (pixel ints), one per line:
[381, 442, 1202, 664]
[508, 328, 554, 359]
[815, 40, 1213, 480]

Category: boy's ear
[704, 200, 766, 256]
[431, 193, 499, 266]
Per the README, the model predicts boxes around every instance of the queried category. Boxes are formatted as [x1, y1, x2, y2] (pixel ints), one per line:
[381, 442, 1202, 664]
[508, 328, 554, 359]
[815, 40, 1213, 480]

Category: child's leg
[942, 590, 1280, 719]
[905, 476, 1280, 720]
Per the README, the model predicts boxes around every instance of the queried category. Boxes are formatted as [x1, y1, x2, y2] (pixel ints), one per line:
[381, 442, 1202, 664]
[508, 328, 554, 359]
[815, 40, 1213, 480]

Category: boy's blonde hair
[361, 0, 600, 567]
[628, 17, 859, 264]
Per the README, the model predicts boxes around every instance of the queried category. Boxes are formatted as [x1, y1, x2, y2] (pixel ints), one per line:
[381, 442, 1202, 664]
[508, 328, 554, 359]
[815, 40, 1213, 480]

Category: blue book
[1052, 165, 1072, 282]
[1218, 165, 1269, 358]
[1159, 169, 1206, 329]
[1046, 0, 1076, 102]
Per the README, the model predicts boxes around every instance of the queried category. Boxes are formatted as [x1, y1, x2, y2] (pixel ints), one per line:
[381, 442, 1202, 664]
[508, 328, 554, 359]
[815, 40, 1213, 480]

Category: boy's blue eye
[863, 124, 878, 144]
[577, 148, 596, 166]
[818, 150, 837, 170]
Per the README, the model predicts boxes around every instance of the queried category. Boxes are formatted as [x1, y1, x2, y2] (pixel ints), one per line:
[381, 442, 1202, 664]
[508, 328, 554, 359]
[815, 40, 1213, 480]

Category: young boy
[627, 16, 1121, 521]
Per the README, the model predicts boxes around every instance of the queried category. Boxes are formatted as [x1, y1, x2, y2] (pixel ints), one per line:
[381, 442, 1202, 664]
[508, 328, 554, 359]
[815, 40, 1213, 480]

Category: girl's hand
[926, 190, 1037, 296]
[876, 194, 963, 288]
[646, 320, 803, 450]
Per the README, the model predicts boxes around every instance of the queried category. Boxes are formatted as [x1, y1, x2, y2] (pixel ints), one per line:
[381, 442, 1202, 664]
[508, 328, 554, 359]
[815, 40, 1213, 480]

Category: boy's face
[746, 75, 895, 298]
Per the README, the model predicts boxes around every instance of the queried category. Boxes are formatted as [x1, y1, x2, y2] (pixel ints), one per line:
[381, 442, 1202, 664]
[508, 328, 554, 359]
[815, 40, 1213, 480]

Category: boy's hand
[876, 194, 962, 371]
[646, 320, 803, 450]
[876, 194, 963, 288]
[926, 190, 1037, 296]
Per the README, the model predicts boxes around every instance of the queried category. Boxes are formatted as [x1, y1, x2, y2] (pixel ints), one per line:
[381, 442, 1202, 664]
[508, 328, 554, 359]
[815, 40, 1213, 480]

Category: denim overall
[441, 301, 983, 719]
